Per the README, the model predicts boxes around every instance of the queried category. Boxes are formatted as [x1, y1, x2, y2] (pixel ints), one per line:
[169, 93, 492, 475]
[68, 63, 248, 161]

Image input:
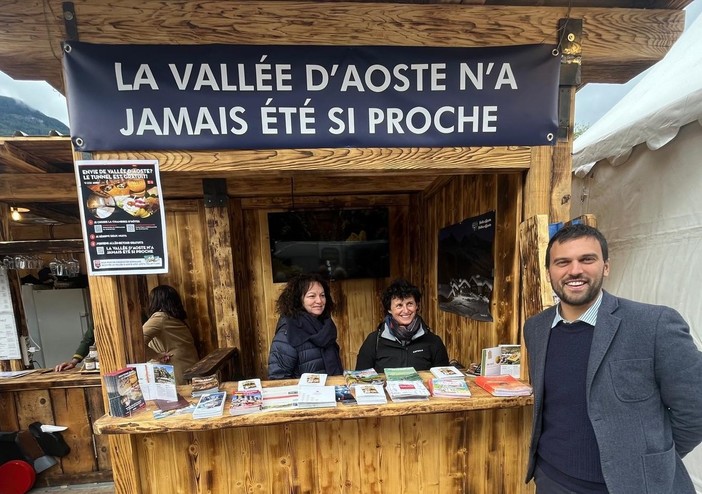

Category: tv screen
[268, 208, 390, 283]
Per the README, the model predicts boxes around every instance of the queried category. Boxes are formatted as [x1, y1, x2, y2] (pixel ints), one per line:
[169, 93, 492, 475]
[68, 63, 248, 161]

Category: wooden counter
[94, 375, 534, 494]
[0, 369, 112, 487]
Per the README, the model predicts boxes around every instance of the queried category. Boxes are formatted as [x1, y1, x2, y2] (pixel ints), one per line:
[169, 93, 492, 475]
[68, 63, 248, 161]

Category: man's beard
[553, 273, 604, 307]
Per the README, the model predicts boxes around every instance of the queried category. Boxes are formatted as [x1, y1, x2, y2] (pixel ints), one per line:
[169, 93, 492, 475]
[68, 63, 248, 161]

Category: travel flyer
[75, 159, 168, 276]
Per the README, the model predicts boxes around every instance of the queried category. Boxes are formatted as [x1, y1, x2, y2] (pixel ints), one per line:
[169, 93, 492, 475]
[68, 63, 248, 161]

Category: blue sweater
[537, 320, 607, 491]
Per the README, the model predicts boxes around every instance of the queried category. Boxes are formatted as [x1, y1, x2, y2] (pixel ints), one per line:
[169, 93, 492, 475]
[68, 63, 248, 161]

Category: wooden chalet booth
[0, 1, 690, 493]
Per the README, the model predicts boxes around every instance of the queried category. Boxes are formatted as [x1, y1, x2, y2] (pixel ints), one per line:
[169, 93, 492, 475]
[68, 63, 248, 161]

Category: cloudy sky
[1, 1, 700, 129]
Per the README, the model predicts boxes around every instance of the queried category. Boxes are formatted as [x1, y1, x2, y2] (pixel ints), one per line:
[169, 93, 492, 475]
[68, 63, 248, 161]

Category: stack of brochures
[429, 366, 465, 380]
[190, 374, 221, 397]
[474, 375, 532, 397]
[192, 390, 227, 419]
[426, 378, 472, 399]
[344, 368, 384, 386]
[229, 378, 263, 415]
[384, 367, 429, 402]
[384, 367, 423, 382]
[350, 383, 387, 405]
[261, 385, 299, 411]
[297, 373, 336, 409]
[385, 380, 430, 402]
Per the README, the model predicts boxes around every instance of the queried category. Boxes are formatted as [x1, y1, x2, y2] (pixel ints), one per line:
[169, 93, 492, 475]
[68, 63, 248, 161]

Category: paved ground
[28, 482, 115, 493]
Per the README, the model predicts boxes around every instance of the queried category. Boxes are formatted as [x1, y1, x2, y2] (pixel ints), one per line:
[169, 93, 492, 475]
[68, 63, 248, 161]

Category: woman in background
[268, 273, 343, 379]
[355, 278, 449, 373]
[143, 285, 199, 385]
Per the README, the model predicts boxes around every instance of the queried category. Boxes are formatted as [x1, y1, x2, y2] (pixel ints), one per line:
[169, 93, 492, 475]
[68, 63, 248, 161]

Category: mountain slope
[0, 95, 69, 136]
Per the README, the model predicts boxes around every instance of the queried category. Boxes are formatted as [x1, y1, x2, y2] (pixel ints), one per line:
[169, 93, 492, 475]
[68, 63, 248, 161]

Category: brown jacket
[143, 312, 199, 385]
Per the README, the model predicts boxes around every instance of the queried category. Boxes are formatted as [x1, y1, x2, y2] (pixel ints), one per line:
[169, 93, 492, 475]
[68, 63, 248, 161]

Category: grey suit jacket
[524, 291, 702, 494]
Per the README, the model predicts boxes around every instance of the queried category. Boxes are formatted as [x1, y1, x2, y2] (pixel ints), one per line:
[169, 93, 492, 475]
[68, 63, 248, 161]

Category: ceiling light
[10, 208, 21, 221]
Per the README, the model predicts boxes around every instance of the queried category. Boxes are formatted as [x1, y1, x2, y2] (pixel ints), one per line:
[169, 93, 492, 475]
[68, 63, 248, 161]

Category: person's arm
[268, 318, 301, 379]
[432, 335, 450, 367]
[655, 307, 702, 457]
[267, 336, 298, 380]
[355, 331, 377, 371]
[54, 325, 95, 372]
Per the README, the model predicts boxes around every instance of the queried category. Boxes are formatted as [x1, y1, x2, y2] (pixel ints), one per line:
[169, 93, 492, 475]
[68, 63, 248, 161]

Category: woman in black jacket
[355, 279, 449, 373]
[267, 274, 344, 379]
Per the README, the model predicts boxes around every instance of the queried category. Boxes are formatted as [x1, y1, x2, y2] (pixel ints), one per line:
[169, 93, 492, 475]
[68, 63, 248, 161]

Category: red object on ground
[0, 460, 36, 494]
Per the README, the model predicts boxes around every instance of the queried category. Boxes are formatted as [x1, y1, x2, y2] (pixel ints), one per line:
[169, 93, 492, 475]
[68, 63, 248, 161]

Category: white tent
[572, 14, 702, 492]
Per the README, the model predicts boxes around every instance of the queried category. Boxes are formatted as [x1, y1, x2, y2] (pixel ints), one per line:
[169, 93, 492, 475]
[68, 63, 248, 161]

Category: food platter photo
[86, 181, 160, 219]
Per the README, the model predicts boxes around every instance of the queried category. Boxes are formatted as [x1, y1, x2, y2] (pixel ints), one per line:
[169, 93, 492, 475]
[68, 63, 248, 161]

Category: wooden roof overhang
[0, 0, 692, 217]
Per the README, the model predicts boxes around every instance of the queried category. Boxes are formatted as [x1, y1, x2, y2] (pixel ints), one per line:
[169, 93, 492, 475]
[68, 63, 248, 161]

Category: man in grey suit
[524, 224, 702, 493]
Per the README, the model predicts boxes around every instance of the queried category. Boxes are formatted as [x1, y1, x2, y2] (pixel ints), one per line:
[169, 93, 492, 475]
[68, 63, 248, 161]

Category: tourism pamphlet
[343, 368, 384, 386]
[498, 344, 521, 378]
[299, 373, 327, 386]
[153, 404, 195, 419]
[480, 346, 501, 376]
[474, 375, 533, 397]
[295, 373, 335, 408]
[103, 367, 146, 417]
[351, 383, 387, 405]
[229, 390, 263, 415]
[297, 385, 337, 409]
[192, 391, 227, 419]
[334, 385, 357, 405]
[261, 385, 299, 411]
[128, 362, 177, 402]
[190, 374, 220, 397]
[385, 380, 430, 402]
[384, 367, 422, 382]
[429, 366, 465, 380]
[237, 378, 263, 393]
[426, 378, 472, 399]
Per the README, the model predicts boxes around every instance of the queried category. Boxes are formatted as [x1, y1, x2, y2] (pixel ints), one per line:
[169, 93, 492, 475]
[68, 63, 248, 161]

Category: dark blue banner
[63, 42, 560, 151]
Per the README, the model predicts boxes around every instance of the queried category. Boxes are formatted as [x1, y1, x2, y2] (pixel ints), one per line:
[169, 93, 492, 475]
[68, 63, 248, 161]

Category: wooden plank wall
[0, 386, 112, 486]
[143, 200, 220, 361]
[237, 196, 412, 379]
[131, 406, 533, 494]
[417, 174, 523, 368]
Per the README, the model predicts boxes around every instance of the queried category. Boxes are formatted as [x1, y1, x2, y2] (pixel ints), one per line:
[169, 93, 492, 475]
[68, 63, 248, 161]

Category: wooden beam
[92, 146, 531, 176]
[0, 2, 686, 92]
[20, 203, 81, 224]
[0, 142, 63, 174]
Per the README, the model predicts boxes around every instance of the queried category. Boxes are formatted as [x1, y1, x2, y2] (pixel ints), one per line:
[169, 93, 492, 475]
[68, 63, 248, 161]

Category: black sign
[75, 160, 168, 276]
[63, 43, 560, 151]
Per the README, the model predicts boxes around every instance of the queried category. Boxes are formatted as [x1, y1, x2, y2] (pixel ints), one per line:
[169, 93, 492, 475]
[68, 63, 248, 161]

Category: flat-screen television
[268, 208, 390, 283]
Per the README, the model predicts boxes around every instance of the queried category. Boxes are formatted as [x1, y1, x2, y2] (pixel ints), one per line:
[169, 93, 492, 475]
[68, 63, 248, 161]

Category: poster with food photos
[75, 159, 168, 276]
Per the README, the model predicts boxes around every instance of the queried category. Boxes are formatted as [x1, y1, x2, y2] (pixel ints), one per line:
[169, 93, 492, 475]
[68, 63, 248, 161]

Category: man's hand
[54, 359, 80, 372]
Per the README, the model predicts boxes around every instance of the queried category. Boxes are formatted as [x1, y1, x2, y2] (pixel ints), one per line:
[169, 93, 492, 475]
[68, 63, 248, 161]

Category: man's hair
[546, 224, 609, 266]
[276, 273, 335, 318]
[381, 279, 422, 312]
[147, 285, 187, 320]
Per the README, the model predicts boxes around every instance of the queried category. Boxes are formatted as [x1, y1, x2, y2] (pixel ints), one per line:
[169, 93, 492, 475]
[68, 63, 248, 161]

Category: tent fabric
[572, 14, 702, 494]
[572, 15, 702, 175]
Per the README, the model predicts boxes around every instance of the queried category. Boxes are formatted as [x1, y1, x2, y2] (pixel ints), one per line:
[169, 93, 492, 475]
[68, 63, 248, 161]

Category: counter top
[0, 368, 102, 391]
[94, 373, 533, 435]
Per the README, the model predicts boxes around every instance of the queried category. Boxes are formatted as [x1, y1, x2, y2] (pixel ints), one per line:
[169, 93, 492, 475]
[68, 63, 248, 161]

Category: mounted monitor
[268, 208, 390, 283]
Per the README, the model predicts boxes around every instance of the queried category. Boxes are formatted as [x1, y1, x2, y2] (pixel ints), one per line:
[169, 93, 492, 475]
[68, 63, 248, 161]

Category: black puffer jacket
[267, 315, 343, 379]
[355, 318, 449, 373]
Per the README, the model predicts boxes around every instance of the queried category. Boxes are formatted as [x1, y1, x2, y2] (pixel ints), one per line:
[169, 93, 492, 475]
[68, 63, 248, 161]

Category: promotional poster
[437, 211, 495, 322]
[75, 159, 168, 276]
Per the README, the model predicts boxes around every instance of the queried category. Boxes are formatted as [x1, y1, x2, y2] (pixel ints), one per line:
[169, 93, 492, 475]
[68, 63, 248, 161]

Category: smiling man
[524, 224, 702, 494]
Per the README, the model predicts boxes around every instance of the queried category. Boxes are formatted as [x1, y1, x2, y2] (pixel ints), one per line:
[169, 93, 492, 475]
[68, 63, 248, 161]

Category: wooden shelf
[0, 239, 84, 255]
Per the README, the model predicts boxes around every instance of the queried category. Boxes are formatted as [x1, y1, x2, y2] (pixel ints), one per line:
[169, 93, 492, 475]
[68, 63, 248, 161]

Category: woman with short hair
[355, 279, 449, 373]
